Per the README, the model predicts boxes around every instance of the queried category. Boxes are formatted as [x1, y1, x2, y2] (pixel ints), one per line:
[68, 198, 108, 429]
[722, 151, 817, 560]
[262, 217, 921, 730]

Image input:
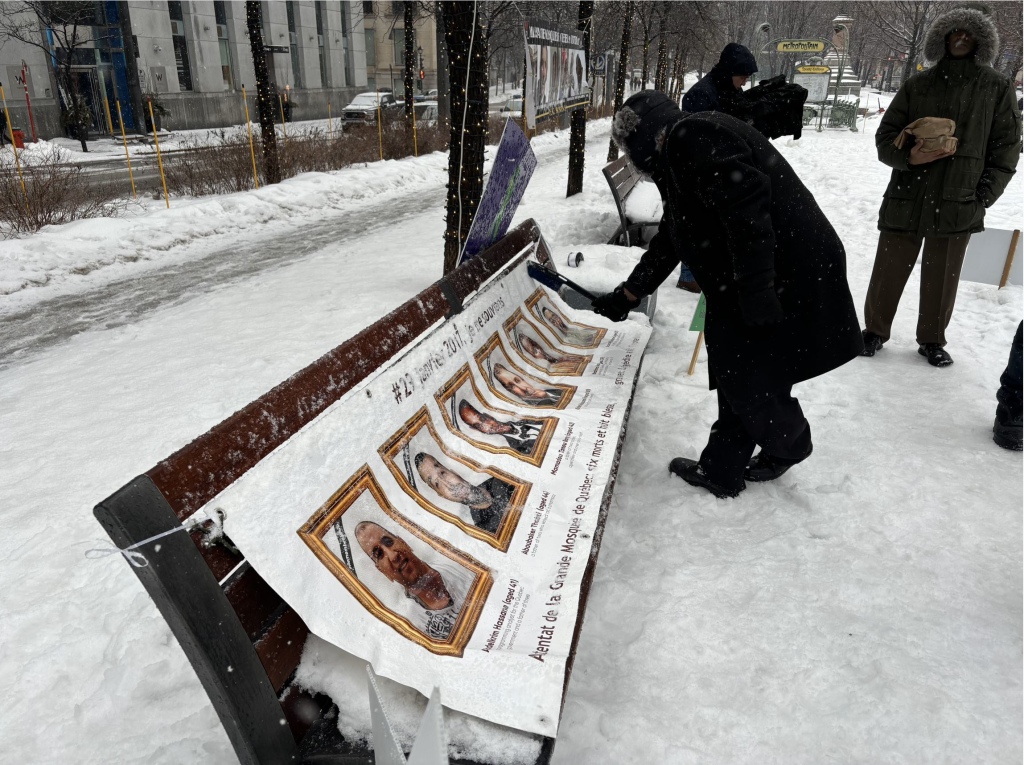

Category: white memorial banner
[524, 17, 590, 130]
[205, 256, 651, 736]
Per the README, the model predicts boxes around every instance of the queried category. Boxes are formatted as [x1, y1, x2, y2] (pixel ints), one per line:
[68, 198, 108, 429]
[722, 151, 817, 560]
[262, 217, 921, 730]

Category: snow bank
[0, 151, 450, 305]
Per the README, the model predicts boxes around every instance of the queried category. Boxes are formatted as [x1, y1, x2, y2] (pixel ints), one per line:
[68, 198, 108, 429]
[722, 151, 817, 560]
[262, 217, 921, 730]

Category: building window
[167, 0, 193, 91]
[214, 1, 234, 90]
[315, 1, 328, 88]
[362, 1, 374, 14]
[392, 26, 414, 67]
[364, 28, 376, 67]
[286, 0, 302, 88]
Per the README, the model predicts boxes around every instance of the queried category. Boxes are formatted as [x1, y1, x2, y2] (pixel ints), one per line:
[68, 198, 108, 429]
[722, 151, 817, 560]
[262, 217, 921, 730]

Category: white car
[341, 92, 400, 123]
[499, 95, 523, 118]
[414, 100, 439, 123]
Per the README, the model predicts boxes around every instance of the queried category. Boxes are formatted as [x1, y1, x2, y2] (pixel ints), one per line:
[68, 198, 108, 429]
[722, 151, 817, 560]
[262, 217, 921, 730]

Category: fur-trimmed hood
[923, 5, 999, 67]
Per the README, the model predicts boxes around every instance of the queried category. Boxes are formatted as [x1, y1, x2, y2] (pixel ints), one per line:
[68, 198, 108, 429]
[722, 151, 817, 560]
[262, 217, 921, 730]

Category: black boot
[918, 343, 953, 367]
[744, 442, 813, 482]
[744, 453, 792, 482]
[861, 330, 885, 357]
[993, 407, 1023, 451]
[669, 457, 743, 498]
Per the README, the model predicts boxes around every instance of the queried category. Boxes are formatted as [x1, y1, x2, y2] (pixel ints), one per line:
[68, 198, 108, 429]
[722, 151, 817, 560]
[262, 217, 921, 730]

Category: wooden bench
[602, 154, 659, 247]
[93, 219, 645, 765]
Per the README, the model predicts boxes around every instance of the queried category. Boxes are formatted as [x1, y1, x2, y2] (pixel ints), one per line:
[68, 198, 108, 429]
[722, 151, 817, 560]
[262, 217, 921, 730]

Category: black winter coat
[681, 70, 729, 113]
[624, 111, 863, 402]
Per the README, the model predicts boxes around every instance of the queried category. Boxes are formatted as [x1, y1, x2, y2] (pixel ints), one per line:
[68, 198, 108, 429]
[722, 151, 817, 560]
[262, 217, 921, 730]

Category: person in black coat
[593, 92, 863, 498]
[681, 43, 758, 113]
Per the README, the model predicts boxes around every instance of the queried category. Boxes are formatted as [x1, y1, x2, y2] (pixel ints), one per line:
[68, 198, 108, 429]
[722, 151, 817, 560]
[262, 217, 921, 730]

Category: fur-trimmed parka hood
[923, 5, 999, 67]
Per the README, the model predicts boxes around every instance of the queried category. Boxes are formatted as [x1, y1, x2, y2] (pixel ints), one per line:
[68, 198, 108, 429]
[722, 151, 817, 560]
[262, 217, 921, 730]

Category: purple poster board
[458, 119, 538, 265]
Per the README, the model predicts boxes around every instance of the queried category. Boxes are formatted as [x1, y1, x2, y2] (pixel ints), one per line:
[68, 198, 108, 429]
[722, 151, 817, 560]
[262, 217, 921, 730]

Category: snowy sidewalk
[0, 116, 1020, 765]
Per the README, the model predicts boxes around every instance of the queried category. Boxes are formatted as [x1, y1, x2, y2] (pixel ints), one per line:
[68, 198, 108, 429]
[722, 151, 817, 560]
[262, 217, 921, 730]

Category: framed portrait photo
[297, 465, 491, 656]
[503, 308, 591, 377]
[434, 364, 558, 468]
[525, 288, 606, 350]
[380, 408, 531, 551]
[473, 334, 575, 411]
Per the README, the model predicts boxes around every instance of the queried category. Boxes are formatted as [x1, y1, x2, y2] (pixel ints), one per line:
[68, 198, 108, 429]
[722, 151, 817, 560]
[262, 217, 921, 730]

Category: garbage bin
[12, 129, 25, 149]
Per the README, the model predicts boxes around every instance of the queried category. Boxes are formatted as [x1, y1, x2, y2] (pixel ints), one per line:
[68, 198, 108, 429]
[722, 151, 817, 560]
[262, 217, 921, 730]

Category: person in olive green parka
[862, 3, 1021, 367]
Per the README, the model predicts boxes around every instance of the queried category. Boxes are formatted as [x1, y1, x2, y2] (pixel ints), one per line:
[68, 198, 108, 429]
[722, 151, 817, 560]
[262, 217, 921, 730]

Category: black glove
[739, 283, 784, 327]
[591, 284, 639, 322]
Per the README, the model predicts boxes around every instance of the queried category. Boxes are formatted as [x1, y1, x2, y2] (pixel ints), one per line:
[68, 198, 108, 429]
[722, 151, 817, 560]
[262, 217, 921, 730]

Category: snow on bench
[602, 154, 662, 248]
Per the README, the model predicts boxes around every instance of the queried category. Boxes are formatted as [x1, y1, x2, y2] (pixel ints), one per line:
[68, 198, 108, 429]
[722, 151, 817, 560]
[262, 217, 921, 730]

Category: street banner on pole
[523, 17, 590, 129]
[459, 119, 537, 265]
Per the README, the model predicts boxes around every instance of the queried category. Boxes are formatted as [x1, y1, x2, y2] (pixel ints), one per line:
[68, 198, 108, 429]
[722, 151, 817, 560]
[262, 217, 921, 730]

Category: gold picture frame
[525, 287, 606, 349]
[502, 308, 592, 376]
[473, 333, 576, 410]
[380, 408, 530, 551]
[434, 364, 559, 468]
[297, 465, 491, 657]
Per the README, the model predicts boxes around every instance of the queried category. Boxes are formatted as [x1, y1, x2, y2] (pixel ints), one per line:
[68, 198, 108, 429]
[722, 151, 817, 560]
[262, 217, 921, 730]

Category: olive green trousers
[864, 231, 970, 346]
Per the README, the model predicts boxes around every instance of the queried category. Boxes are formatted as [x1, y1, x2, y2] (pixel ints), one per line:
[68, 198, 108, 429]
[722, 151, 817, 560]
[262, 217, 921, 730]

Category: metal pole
[116, 101, 137, 199]
[148, 97, 169, 208]
[328, 101, 333, 142]
[376, 88, 383, 160]
[1, 84, 29, 212]
[242, 85, 260, 189]
[21, 64, 37, 142]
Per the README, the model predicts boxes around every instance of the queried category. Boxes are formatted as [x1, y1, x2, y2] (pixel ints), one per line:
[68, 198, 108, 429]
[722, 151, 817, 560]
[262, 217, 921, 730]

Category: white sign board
[792, 72, 830, 103]
[206, 257, 651, 737]
[960, 227, 1022, 287]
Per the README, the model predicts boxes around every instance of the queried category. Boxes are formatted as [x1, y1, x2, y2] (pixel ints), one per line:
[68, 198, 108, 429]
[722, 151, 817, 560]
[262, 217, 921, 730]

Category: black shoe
[744, 453, 792, 482]
[668, 457, 743, 498]
[918, 343, 953, 367]
[861, 330, 885, 357]
[993, 415, 1023, 451]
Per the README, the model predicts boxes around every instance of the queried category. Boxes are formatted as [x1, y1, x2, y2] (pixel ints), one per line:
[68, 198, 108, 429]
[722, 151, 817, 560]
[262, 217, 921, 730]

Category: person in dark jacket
[681, 43, 758, 114]
[994, 322, 1023, 450]
[675, 42, 759, 293]
[861, 5, 1021, 367]
[592, 92, 863, 498]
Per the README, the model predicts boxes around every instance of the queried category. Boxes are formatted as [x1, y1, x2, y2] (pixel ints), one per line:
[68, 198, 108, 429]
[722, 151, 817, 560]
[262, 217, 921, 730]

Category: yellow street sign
[917, 63, 924, 71]
[797, 65, 831, 74]
[777, 40, 826, 53]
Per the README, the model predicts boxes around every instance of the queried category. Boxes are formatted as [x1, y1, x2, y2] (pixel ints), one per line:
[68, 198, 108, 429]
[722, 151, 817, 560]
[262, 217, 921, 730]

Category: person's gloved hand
[739, 284, 784, 327]
[592, 284, 640, 322]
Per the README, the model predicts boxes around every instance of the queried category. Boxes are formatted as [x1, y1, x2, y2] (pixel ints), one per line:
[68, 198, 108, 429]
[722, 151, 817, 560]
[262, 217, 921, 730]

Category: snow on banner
[524, 17, 590, 130]
[205, 259, 651, 737]
[459, 119, 537, 265]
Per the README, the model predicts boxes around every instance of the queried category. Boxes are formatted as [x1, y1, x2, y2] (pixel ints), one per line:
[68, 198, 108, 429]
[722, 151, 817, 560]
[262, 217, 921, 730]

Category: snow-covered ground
[0, 108, 1020, 765]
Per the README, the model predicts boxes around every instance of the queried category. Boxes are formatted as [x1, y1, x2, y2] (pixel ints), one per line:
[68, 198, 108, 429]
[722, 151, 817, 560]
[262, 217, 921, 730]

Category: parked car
[427, 88, 438, 99]
[499, 95, 523, 119]
[413, 101, 439, 124]
[341, 92, 400, 124]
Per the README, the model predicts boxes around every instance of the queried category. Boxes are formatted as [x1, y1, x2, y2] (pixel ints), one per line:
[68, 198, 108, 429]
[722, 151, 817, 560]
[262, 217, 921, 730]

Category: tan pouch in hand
[893, 117, 958, 153]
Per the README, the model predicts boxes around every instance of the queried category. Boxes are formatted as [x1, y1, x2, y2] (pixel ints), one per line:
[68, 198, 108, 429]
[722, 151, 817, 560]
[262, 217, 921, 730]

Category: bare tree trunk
[669, 46, 683, 100]
[608, 1, 633, 161]
[404, 2, 415, 117]
[567, 0, 594, 198]
[441, 1, 488, 274]
[246, 1, 280, 184]
[654, 14, 667, 91]
[435, 1, 450, 131]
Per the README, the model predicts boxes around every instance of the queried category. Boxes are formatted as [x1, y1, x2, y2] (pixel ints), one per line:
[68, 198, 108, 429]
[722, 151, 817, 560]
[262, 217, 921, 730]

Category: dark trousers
[864, 231, 970, 346]
[699, 386, 813, 491]
[997, 321, 1024, 423]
